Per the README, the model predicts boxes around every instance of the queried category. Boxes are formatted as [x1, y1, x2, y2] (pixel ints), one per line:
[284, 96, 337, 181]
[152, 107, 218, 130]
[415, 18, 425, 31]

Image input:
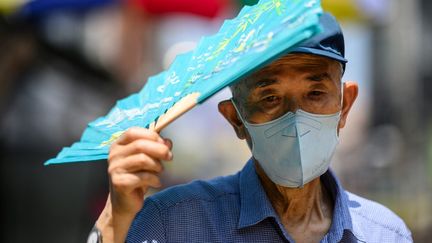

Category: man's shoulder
[345, 191, 412, 242]
[345, 191, 406, 227]
[146, 172, 240, 211]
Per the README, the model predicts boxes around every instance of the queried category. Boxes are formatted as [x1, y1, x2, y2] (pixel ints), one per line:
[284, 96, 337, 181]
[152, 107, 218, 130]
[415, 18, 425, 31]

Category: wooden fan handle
[150, 92, 200, 133]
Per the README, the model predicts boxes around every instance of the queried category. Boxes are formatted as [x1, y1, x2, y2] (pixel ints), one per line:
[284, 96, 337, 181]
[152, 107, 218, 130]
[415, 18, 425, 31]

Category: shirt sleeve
[394, 222, 413, 243]
[126, 197, 166, 243]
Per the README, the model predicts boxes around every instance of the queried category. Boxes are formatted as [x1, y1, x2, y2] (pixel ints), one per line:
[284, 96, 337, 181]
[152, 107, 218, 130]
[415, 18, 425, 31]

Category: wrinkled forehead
[230, 53, 342, 101]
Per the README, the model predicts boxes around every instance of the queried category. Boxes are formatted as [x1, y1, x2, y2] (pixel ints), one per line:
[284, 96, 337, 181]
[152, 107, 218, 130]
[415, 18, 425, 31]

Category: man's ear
[218, 100, 247, 139]
[339, 81, 359, 129]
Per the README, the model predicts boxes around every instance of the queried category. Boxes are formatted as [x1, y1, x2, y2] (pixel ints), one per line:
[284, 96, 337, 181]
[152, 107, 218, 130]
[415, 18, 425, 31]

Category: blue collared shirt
[127, 159, 412, 242]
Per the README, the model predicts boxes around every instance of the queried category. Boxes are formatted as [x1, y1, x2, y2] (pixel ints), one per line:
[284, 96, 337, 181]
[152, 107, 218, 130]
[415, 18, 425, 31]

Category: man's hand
[96, 127, 173, 243]
[109, 127, 173, 215]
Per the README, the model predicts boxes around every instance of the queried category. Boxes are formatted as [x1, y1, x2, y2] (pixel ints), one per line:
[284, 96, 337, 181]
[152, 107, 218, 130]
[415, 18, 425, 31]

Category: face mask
[232, 102, 341, 188]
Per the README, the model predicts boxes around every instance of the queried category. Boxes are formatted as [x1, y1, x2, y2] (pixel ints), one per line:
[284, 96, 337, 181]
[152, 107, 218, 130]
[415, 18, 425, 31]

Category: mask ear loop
[340, 81, 344, 109]
[335, 81, 344, 139]
[230, 98, 248, 125]
[230, 98, 256, 152]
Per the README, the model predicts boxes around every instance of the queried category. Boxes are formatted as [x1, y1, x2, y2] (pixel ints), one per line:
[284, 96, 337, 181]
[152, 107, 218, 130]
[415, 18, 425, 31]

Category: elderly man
[88, 13, 412, 243]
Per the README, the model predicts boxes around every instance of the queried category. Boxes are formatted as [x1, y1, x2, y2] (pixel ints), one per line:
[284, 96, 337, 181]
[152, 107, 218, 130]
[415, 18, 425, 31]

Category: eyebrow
[253, 78, 279, 89]
[306, 72, 331, 82]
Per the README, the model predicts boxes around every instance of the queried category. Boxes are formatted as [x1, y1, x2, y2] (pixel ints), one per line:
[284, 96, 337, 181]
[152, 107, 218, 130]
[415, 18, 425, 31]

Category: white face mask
[232, 102, 341, 188]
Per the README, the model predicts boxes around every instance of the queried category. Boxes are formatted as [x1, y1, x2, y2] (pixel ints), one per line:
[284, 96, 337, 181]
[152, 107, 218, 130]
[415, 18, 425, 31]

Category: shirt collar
[320, 169, 365, 242]
[237, 159, 366, 242]
[238, 158, 278, 229]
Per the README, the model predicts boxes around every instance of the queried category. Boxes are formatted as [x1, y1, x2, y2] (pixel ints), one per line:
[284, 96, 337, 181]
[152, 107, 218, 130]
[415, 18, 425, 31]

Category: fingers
[163, 138, 173, 150]
[116, 127, 163, 146]
[110, 153, 164, 174]
[107, 127, 174, 219]
[110, 139, 173, 162]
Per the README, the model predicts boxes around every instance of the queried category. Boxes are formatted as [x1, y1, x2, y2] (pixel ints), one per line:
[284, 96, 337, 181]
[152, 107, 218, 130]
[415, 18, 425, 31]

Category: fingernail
[167, 151, 173, 160]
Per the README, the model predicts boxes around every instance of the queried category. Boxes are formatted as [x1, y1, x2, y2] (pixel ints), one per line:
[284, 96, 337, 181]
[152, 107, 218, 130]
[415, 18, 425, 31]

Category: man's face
[233, 53, 343, 123]
[219, 53, 357, 149]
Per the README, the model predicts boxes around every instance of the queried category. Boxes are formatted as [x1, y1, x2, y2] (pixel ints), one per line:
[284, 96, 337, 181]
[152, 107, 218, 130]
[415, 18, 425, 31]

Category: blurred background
[0, 0, 431, 242]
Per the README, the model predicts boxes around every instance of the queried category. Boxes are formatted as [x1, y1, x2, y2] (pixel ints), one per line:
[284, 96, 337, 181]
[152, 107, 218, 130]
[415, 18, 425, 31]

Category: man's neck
[254, 161, 333, 242]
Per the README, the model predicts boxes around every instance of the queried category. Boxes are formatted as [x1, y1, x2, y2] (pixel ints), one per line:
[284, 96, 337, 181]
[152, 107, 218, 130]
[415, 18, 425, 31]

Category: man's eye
[262, 96, 280, 103]
[309, 91, 324, 97]
[307, 91, 326, 100]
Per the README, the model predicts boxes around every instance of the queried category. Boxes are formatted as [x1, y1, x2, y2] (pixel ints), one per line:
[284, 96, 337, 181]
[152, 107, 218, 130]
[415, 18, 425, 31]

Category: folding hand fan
[45, 0, 323, 165]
